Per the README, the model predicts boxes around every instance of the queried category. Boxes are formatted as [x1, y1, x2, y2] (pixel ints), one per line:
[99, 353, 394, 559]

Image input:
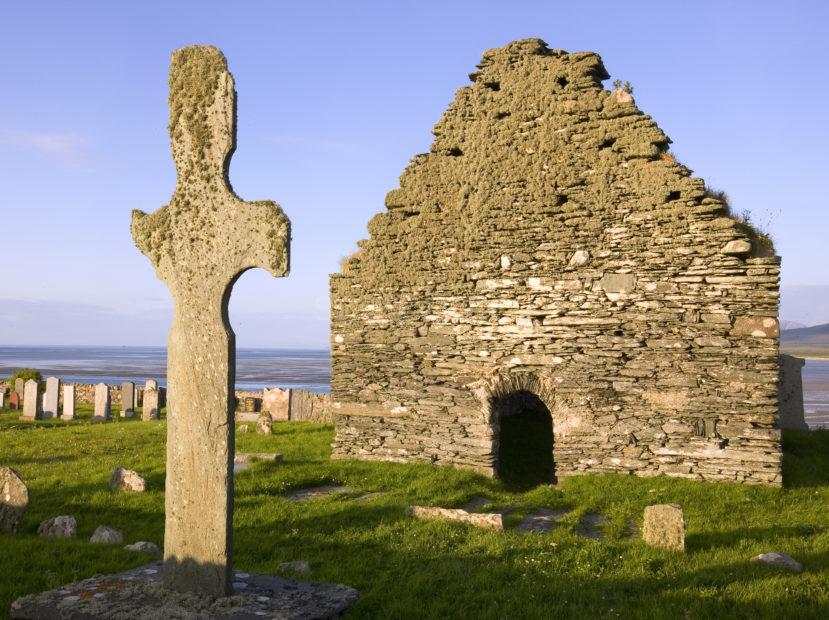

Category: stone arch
[469, 371, 557, 486]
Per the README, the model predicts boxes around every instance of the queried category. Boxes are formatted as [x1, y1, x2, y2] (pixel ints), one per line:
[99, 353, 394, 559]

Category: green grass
[1, 408, 829, 619]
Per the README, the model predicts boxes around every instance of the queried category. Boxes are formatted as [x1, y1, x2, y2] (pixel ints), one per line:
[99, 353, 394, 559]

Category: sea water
[0, 346, 330, 393]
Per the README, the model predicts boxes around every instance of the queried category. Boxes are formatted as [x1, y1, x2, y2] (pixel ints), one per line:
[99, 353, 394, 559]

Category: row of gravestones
[3, 379, 165, 422]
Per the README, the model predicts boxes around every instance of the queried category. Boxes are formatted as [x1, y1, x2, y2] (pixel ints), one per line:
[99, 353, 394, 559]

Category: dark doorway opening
[495, 390, 554, 490]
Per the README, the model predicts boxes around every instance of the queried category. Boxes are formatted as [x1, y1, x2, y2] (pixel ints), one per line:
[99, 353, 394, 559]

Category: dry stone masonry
[330, 39, 782, 486]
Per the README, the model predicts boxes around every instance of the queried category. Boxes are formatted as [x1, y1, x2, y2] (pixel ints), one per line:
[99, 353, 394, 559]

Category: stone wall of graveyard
[329, 39, 782, 485]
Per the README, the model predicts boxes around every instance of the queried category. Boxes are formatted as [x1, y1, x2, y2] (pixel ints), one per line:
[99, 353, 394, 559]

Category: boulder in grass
[124, 541, 162, 556]
[109, 467, 146, 492]
[90, 525, 124, 544]
[38, 515, 77, 539]
[751, 552, 804, 573]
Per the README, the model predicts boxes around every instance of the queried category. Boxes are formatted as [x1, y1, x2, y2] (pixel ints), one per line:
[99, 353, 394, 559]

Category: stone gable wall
[329, 39, 781, 485]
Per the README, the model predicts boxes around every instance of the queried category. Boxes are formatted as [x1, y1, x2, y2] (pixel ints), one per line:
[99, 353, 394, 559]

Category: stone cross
[131, 46, 290, 596]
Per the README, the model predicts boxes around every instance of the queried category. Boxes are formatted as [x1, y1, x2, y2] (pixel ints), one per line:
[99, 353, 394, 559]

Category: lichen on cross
[131, 45, 290, 596]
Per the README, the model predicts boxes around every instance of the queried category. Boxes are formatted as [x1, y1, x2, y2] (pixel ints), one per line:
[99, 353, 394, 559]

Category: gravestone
[642, 504, 685, 551]
[62, 385, 75, 420]
[42, 377, 60, 419]
[0, 388, 5, 409]
[778, 354, 808, 430]
[134, 385, 142, 409]
[21, 380, 40, 420]
[14, 378, 24, 398]
[131, 45, 292, 597]
[9, 392, 20, 410]
[121, 381, 136, 418]
[142, 385, 160, 421]
[93, 383, 110, 421]
[290, 389, 315, 421]
[263, 387, 291, 421]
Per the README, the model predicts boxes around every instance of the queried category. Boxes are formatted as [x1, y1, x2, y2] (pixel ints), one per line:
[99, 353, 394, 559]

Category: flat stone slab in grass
[10, 561, 359, 619]
[289, 485, 352, 501]
[576, 513, 608, 540]
[517, 508, 572, 533]
[234, 452, 284, 474]
[407, 505, 504, 531]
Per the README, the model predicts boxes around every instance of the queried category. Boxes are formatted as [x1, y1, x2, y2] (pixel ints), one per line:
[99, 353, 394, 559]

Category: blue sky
[1, 0, 827, 347]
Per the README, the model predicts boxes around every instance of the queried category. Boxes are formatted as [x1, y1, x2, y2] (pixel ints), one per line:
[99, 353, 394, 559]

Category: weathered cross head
[131, 45, 290, 597]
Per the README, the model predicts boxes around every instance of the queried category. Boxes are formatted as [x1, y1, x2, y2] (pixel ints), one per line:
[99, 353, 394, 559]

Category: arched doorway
[493, 390, 555, 490]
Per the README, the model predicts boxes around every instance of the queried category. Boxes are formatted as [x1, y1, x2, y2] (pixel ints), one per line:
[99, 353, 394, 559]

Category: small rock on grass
[751, 552, 803, 573]
[109, 467, 146, 493]
[124, 541, 162, 556]
[238, 424, 249, 433]
[38, 515, 77, 539]
[90, 525, 123, 544]
[279, 560, 311, 575]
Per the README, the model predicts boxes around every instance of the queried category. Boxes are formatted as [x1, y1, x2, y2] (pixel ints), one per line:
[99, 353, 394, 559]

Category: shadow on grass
[233, 499, 829, 619]
[782, 429, 829, 489]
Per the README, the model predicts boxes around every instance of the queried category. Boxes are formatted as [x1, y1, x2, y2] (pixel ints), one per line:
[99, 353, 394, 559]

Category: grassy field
[1, 408, 828, 619]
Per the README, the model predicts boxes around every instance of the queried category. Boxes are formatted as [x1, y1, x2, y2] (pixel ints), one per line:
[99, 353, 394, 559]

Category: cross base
[10, 561, 359, 619]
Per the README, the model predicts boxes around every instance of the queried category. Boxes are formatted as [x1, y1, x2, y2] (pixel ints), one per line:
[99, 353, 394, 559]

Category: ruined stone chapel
[329, 39, 782, 486]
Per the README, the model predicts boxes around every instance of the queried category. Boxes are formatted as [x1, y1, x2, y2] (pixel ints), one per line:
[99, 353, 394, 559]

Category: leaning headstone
[12, 45, 357, 617]
[256, 411, 273, 435]
[142, 385, 160, 421]
[14, 378, 24, 398]
[93, 383, 110, 421]
[62, 385, 75, 420]
[642, 504, 685, 551]
[130, 46, 291, 596]
[262, 387, 291, 421]
[21, 379, 41, 420]
[0, 467, 29, 533]
[42, 377, 60, 419]
[109, 467, 146, 492]
[121, 381, 136, 418]
[779, 355, 809, 430]
[37, 515, 77, 539]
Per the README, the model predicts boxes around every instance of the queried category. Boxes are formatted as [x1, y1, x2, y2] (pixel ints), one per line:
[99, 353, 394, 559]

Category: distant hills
[781, 322, 829, 358]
